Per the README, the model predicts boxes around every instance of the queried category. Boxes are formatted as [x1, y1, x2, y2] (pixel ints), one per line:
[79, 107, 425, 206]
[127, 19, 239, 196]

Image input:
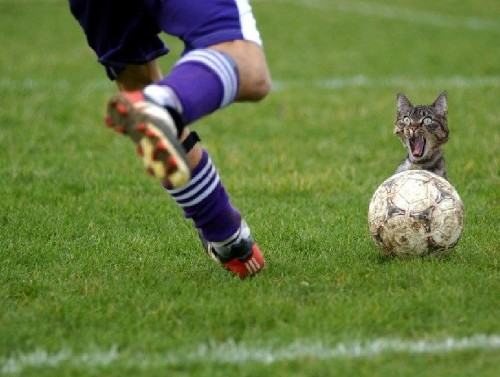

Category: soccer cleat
[199, 223, 265, 278]
[104, 91, 190, 188]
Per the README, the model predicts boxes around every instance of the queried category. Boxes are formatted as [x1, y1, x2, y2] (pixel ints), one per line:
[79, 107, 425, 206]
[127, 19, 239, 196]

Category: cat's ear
[397, 93, 412, 113]
[433, 91, 447, 115]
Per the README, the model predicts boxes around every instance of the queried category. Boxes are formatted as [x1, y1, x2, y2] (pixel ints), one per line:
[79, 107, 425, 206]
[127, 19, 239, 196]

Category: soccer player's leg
[141, 0, 271, 277]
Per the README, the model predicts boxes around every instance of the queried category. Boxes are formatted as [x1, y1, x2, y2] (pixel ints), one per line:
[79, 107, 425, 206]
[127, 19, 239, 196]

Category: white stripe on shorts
[235, 0, 263, 46]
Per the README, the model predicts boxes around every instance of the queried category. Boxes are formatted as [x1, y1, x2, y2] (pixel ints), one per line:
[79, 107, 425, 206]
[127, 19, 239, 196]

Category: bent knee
[244, 70, 272, 101]
[209, 40, 272, 102]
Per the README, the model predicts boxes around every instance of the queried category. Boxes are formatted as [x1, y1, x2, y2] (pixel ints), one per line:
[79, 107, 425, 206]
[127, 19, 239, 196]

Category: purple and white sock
[144, 49, 239, 125]
[166, 150, 242, 243]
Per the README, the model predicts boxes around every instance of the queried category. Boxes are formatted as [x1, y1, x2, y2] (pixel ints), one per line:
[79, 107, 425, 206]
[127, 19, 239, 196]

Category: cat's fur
[394, 91, 449, 180]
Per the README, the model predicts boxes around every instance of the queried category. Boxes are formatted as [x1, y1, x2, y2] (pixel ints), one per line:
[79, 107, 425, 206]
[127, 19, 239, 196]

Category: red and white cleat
[199, 221, 265, 279]
[104, 91, 190, 188]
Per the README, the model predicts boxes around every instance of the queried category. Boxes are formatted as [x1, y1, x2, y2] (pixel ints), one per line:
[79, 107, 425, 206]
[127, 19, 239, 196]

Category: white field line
[2, 75, 500, 95]
[272, 75, 500, 91]
[254, 0, 500, 32]
[2, 334, 500, 374]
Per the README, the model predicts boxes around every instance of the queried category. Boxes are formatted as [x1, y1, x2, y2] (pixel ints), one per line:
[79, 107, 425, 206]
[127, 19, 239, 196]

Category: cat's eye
[403, 116, 411, 125]
[422, 117, 432, 126]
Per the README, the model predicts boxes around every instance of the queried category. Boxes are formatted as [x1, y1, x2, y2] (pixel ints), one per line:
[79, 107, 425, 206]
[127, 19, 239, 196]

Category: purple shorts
[69, 0, 263, 79]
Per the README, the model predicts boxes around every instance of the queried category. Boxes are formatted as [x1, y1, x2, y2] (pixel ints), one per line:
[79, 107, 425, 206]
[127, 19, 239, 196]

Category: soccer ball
[368, 170, 464, 258]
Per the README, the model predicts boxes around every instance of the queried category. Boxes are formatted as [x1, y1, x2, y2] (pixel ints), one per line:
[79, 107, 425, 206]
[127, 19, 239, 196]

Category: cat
[394, 91, 449, 180]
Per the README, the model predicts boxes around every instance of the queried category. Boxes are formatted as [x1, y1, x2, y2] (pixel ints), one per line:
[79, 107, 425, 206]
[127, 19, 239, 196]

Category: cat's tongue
[410, 136, 425, 158]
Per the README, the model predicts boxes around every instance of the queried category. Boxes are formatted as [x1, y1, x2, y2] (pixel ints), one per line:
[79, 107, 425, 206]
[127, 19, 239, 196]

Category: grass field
[1, 0, 499, 376]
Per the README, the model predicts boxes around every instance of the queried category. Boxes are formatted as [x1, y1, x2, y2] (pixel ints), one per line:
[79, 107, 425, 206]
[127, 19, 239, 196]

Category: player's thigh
[152, 0, 263, 50]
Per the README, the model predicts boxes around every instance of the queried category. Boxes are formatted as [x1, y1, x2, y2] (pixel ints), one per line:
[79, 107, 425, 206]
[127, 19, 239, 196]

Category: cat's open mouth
[409, 136, 426, 158]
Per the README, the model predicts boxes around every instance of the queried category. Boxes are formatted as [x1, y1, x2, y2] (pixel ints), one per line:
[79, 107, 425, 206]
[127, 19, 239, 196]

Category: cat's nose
[406, 128, 414, 137]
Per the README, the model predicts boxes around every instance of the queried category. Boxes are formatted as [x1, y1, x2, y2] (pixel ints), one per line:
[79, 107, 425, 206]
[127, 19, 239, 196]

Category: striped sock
[144, 49, 239, 125]
[166, 150, 241, 243]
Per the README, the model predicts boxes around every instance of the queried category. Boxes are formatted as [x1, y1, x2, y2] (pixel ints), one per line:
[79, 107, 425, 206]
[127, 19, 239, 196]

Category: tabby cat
[394, 91, 449, 180]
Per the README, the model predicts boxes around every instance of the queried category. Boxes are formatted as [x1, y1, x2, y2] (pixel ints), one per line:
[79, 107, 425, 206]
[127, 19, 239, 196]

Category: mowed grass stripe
[2, 75, 500, 93]
[255, 0, 500, 31]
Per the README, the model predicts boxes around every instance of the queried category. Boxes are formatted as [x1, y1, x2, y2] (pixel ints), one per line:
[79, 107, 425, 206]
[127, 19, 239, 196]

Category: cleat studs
[136, 145, 143, 156]
[104, 116, 114, 128]
[115, 126, 125, 134]
[116, 103, 128, 115]
[165, 156, 178, 174]
[156, 140, 167, 151]
[146, 167, 155, 176]
[136, 123, 147, 132]
[167, 156, 178, 168]
[146, 129, 156, 138]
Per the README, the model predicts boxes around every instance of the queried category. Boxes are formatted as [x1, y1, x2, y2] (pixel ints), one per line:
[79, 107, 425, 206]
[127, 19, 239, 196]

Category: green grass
[1, 0, 499, 376]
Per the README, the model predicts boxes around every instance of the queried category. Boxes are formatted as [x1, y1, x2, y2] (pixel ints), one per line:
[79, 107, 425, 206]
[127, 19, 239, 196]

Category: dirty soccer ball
[368, 170, 464, 258]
